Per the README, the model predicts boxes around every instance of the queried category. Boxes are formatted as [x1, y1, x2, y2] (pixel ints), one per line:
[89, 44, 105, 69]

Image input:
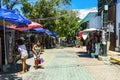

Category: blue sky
[71, 0, 98, 9]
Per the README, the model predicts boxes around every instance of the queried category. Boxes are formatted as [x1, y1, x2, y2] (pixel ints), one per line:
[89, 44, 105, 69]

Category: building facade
[98, 0, 117, 51]
[116, 0, 120, 51]
[80, 12, 101, 30]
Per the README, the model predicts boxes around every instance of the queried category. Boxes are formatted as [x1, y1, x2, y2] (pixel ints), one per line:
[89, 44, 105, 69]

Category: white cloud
[73, 7, 98, 19]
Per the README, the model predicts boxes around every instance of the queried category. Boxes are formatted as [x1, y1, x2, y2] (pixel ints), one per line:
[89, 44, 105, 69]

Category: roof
[80, 12, 97, 23]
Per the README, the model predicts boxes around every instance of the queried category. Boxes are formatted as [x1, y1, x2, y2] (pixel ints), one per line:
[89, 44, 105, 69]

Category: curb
[110, 57, 120, 63]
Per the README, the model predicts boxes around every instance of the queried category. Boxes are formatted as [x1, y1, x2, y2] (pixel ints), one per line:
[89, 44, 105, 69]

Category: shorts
[21, 51, 28, 59]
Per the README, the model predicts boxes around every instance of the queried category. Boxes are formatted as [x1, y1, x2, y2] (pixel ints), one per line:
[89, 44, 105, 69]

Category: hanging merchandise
[82, 32, 88, 40]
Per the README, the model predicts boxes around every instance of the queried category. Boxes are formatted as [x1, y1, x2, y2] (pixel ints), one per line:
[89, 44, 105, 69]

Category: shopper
[32, 40, 42, 69]
[18, 37, 28, 74]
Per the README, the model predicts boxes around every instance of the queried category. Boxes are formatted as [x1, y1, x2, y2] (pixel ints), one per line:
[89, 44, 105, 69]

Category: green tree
[1, 0, 21, 10]
[21, 0, 80, 37]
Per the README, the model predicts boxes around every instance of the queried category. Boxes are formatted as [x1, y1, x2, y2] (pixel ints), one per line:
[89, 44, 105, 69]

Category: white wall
[89, 16, 102, 29]
[116, 1, 120, 48]
[118, 0, 120, 3]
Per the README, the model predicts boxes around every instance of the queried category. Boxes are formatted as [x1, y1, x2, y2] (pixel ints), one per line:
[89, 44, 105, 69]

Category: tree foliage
[1, 0, 21, 10]
[21, 0, 80, 37]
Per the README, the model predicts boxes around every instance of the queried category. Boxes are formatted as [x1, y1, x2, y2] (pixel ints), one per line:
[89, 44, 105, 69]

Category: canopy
[44, 29, 52, 35]
[9, 22, 43, 31]
[80, 28, 100, 33]
[0, 8, 31, 26]
[51, 31, 58, 38]
[23, 27, 45, 33]
[33, 28, 45, 33]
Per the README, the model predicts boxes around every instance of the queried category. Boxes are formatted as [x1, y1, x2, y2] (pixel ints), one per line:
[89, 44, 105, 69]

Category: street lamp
[102, 4, 108, 56]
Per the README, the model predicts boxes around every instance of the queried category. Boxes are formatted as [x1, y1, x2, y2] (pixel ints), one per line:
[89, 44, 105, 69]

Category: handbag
[40, 58, 44, 63]
[37, 58, 44, 64]
[35, 59, 40, 64]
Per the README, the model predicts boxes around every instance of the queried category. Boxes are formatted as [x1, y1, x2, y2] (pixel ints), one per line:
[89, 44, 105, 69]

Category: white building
[89, 14, 101, 29]
[80, 12, 102, 29]
[116, 0, 120, 51]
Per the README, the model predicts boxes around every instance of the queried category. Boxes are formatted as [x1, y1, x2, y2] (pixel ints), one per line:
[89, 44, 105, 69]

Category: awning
[8, 22, 43, 31]
[0, 8, 31, 26]
[23, 27, 45, 33]
[44, 29, 52, 35]
[80, 28, 100, 33]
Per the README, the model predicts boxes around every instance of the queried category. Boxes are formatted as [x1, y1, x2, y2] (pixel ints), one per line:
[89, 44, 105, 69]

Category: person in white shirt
[18, 37, 28, 74]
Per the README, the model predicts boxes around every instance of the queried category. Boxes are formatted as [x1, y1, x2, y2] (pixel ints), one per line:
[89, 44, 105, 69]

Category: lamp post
[102, 4, 108, 56]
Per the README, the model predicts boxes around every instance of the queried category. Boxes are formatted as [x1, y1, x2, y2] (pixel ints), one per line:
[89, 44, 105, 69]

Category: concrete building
[80, 12, 102, 30]
[98, 0, 117, 51]
[116, 0, 120, 51]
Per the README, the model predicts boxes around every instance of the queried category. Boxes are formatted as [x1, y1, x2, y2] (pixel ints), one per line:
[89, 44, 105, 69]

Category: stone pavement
[74, 47, 120, 80]
[18, 47, 95, 80]
[1, 46, 120, 80]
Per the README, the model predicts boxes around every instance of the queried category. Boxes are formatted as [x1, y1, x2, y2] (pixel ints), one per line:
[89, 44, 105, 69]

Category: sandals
[17, 71, 26, 74]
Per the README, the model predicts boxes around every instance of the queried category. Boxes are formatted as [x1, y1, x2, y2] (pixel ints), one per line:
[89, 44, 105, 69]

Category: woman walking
[32, 40, 42, 69]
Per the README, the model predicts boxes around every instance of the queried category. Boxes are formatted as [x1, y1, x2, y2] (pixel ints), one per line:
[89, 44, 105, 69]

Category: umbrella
[81, 28, 100, 33]
[0, 8, 31, 26]
[9, 22, 43, 31]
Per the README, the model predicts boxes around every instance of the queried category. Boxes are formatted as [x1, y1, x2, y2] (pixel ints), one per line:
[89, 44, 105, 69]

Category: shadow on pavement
[76, 52, 92, 58]
[11, 63, 31, 73]
[0, 63, 31, 80]
[0, 73, 22, 80]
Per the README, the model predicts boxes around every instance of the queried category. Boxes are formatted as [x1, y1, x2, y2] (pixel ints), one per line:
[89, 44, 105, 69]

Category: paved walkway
[74, 47, 120, 80]
[1, 46, 120, 80]
[19, 47, 95, 80]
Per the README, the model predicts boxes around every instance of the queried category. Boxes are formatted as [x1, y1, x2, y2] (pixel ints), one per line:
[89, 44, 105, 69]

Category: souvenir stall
[80, 28, 102, 58]
[0, 8, 31, 72]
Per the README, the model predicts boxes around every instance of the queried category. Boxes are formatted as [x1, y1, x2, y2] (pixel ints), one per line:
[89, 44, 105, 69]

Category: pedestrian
[17, 37, 28, 74]
[86, 40, 92, 55]
[94, 31, 101, 58]
[32, 40, 42, 69]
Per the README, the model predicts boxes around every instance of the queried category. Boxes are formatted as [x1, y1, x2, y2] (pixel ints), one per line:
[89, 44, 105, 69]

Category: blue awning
[51, 31, 58, 38]
[0, 8, 31, 26]
[23, 28, 45, 33]
[33, 28, 45, 33]
[44, 29, 52, 35]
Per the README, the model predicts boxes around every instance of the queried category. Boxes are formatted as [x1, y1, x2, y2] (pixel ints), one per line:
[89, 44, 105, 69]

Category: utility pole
[102, 2, 108, 56]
